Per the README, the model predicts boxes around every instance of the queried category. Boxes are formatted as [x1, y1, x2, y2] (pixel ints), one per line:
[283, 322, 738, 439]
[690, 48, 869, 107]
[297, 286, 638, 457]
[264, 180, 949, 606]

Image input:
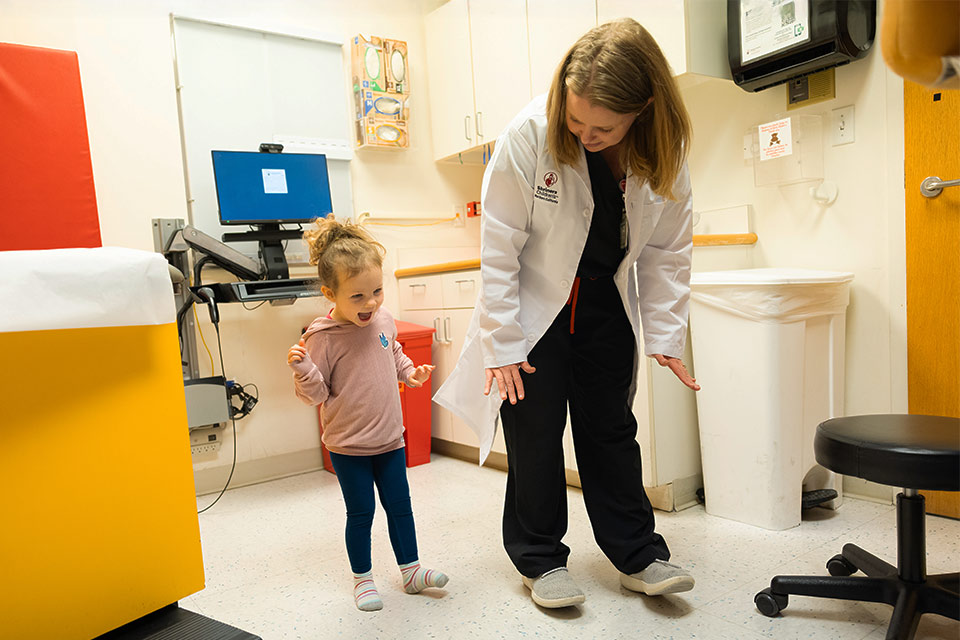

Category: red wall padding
[0, 42, 101, 250]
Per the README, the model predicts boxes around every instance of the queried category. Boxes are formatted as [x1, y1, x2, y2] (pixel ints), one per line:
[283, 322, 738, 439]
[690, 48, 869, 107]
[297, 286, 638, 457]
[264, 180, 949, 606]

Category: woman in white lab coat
[435, 18, 700, 608]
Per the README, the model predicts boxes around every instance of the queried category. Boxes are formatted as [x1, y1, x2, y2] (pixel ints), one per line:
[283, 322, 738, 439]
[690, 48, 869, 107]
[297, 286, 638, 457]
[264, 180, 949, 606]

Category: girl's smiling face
[322, 265, 384, 327]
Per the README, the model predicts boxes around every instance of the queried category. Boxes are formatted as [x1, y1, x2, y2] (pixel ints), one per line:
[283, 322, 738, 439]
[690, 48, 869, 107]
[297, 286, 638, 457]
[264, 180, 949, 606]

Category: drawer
[441, 270, 480, 309]
[398, 274, 443, 310]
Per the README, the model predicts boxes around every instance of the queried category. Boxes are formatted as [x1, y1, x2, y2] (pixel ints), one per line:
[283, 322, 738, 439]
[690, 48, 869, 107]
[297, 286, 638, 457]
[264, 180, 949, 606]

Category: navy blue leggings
[328, 447, 419, 573]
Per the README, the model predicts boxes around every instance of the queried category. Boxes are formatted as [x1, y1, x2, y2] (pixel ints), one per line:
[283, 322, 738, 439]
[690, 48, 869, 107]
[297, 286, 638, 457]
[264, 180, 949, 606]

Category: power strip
[191, 442, 221, 455]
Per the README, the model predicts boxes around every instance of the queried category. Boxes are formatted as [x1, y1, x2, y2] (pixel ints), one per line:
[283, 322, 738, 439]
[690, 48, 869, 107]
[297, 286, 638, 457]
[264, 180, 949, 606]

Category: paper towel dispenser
[728, 0, 876, 92]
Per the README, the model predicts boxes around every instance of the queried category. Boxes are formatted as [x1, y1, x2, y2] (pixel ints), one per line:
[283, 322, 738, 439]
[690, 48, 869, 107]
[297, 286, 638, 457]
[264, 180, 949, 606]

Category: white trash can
[689, 268, 854, 530]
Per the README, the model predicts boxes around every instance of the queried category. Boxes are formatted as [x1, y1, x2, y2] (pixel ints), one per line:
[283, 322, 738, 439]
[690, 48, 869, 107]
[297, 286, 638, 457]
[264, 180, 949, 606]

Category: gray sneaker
[521, 567, 586, 608]
[620, 559, 695, 596]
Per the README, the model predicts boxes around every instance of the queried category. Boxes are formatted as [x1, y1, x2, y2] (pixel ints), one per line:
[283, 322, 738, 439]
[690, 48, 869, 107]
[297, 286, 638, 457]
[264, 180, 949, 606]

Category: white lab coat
[434, 95, 693, 463]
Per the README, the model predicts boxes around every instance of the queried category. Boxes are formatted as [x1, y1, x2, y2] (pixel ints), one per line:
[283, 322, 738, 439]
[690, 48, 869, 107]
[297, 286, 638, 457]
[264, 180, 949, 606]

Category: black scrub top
[577, 150, 627, 278]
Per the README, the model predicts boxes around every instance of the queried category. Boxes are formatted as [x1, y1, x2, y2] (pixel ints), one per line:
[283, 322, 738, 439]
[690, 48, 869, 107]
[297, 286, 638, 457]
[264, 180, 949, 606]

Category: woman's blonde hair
[546, 18, 691, 199]
[302, 216, 385, 292]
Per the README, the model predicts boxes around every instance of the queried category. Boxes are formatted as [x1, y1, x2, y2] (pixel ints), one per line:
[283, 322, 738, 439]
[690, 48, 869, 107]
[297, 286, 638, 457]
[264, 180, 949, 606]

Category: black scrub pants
[500, 276, 670, 579]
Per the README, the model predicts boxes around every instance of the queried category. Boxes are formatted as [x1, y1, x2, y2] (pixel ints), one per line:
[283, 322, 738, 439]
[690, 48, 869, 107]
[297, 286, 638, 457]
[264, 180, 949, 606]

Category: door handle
[433, 316, 442, 342]
[443, 316, 453, 345]
[476, 111, 484, 139]
[920, 176, 960, 198]
[464, 115, 472, 142]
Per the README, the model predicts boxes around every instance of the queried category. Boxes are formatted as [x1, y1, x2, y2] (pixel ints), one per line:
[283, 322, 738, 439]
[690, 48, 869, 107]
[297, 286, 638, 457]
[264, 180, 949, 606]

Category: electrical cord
[193, 254, 213, 288]
[192, 304, 215, 372]
[197, 321, 237, 515]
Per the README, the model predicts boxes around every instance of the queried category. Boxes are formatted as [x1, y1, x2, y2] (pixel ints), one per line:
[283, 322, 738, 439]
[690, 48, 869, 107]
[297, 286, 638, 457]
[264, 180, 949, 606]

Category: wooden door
[904, 81, 959, 518]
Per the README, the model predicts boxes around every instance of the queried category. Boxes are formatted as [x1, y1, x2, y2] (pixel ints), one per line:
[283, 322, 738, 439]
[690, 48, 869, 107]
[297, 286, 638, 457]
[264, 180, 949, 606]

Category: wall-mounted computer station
[154, 144, 332, 387]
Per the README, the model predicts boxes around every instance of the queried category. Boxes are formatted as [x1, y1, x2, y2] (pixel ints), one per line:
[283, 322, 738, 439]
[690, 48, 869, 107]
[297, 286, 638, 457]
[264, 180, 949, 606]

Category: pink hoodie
[291, 306, 416, 456]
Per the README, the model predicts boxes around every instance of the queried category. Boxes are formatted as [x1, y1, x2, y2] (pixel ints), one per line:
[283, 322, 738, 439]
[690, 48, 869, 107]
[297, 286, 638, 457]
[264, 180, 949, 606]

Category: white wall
[682, 50, 908, 501]
[1, 0, 484, 492]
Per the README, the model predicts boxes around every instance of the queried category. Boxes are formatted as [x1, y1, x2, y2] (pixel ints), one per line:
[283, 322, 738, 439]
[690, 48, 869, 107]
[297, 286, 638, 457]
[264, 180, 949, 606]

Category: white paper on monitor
[262, 168, 288, 194]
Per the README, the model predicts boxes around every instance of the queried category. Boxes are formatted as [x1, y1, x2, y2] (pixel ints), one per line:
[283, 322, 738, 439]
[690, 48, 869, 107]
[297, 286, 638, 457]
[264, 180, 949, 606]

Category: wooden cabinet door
[425, 0, 477, 160]
[527, 0, 597, 97]
[468, 0, 531, 144]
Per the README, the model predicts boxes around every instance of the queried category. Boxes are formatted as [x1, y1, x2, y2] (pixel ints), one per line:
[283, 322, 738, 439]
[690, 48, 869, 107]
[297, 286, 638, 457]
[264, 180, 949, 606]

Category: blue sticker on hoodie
[379, 332, 389, 348]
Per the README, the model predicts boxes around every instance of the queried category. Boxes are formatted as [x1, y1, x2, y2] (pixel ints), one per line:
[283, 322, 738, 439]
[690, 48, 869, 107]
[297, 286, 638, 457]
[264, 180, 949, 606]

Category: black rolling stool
[755, 414, 960, 640]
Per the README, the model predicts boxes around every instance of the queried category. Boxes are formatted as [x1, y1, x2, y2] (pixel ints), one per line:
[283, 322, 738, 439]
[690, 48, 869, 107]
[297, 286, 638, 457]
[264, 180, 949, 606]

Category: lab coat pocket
[632, 201, 666, 252]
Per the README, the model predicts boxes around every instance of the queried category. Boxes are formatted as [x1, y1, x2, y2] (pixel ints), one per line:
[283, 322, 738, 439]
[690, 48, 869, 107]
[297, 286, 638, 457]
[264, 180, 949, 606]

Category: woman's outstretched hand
[651, 354, 700, 391]
[484, 361, 537, 404]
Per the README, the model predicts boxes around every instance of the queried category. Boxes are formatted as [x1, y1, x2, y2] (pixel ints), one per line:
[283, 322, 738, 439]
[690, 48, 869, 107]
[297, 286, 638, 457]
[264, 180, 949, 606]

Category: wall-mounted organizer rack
[352, 34, 410, 149]
[746, 114, 823, 187]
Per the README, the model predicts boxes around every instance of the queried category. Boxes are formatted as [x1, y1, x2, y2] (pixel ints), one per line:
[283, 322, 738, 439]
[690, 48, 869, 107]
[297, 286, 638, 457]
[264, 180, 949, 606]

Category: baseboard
[193, 448, 325, 496]
[429, 439, 702, 510]
[671, 473, 704, 511]
[842, 476, 896, 505]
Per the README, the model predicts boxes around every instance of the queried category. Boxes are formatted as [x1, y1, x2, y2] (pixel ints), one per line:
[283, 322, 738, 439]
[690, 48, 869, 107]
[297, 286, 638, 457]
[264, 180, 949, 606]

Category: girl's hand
[484, 361, 536, 404]
[406, 364, 436, 388]
[651, 354, 700, 391]
[287, 339, 315, 374]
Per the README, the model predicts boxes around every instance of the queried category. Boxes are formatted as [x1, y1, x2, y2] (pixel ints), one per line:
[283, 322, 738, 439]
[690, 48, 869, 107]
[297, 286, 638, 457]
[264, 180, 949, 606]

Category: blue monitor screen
[211, 150, 334, 225]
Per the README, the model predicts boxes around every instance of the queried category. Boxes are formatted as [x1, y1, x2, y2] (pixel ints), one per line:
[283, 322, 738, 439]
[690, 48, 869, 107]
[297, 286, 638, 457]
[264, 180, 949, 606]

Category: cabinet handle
[464, 115, 472, 142]
[443, 316, 452, 345]
[476, 111, 483, 138]
[408, 283, 426, 290]
[454, 279, 474, 285]
[433, 316, 442, 341]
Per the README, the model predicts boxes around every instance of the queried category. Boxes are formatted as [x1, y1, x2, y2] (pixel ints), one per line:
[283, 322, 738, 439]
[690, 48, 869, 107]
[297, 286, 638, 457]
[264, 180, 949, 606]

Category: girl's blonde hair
[302, 216, 385, 292]
[546, 18, 691, 200]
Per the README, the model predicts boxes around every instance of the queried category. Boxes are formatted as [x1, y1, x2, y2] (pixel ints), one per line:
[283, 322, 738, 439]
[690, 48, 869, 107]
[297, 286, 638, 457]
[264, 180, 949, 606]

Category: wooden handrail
[693, 233, 758, 246]
[394, 259, 481, 278]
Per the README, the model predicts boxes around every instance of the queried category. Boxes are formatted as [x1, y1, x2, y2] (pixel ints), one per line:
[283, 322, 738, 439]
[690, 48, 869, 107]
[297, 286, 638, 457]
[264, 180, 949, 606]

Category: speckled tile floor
[182, 455, 959, 640]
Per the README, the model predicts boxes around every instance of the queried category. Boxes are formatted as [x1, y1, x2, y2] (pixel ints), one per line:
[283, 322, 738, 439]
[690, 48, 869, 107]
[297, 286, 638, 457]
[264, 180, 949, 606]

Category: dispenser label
[740, 0, 810, 64]
[759, 118, 793, 161]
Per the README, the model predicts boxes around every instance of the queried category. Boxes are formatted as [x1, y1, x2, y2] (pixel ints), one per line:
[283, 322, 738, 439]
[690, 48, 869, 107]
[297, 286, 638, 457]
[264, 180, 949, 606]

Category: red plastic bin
[318, 319, 435, 472]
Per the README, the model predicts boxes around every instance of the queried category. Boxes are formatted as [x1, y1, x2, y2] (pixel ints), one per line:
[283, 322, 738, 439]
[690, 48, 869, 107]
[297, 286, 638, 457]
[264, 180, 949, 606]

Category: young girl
[287, 217, 448, 612]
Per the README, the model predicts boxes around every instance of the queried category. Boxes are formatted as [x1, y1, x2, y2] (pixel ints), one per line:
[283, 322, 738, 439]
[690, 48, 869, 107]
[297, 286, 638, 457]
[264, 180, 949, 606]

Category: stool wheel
[754, 587, 788, 617]
[826, 554, 857, 576]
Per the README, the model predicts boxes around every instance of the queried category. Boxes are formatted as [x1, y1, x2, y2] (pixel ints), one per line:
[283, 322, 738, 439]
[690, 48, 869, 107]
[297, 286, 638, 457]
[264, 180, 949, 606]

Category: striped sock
[352, 571, 383, 611]
[399, 561, 449, 594]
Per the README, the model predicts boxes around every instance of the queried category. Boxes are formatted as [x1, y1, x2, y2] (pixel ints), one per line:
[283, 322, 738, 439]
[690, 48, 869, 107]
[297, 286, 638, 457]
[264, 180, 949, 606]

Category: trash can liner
[690, 283, 851, 322]
[690, 269, 854, 323]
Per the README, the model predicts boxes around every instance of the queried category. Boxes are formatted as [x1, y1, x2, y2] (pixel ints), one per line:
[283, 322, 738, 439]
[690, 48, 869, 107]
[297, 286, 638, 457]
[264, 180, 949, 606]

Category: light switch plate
[832, 106, 855, 145]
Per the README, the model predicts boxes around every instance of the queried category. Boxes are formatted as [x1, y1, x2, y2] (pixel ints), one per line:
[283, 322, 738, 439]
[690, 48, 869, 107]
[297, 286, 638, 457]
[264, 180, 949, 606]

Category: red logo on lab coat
[544, 172, 558, 188]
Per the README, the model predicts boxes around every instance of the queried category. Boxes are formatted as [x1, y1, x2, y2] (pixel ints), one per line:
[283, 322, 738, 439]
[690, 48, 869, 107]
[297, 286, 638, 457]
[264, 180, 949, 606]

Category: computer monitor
[211, 150, 334, 225]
